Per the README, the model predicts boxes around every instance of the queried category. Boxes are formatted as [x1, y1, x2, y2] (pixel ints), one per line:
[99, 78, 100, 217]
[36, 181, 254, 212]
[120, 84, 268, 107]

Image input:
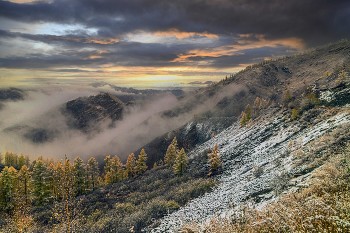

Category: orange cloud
[174, 35, 305, 62]
[59, 36, 119, 45]
[154, 29, 219, 39]
[86, 50, 109, 60]
[86, 38, 120, 45]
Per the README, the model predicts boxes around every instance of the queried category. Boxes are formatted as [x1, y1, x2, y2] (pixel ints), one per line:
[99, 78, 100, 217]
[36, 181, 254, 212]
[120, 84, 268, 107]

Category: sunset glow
[1, 0, 349, 88]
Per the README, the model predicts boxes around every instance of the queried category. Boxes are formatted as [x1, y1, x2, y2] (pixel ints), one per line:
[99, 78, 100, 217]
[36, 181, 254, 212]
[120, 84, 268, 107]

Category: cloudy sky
[0, 0, 349, 87]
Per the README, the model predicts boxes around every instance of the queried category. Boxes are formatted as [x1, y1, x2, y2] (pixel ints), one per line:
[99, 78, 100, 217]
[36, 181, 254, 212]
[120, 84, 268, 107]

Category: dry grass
[183, 145, 350, 233]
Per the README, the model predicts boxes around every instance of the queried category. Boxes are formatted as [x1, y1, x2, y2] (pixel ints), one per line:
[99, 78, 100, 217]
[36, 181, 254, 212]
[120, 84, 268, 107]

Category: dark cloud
[0, 39, 193, 69]
[1, 0, 349, 45]
[0, 0, 349, 73]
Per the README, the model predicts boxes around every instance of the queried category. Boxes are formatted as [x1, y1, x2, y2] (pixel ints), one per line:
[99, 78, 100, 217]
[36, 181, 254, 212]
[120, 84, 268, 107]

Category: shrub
[145, 199, 180, 219]
[252, 166, 264, 178]
[290, 108, 299, 120]
[115, 202, 136, 215]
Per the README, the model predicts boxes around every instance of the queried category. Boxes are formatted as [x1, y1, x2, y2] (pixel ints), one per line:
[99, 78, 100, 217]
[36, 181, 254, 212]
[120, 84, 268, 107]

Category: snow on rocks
[150, 108, 350, 232]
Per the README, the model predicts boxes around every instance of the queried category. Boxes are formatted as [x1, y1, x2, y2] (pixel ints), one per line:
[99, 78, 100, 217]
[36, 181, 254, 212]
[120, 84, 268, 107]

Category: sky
[0, 0, 349, 88]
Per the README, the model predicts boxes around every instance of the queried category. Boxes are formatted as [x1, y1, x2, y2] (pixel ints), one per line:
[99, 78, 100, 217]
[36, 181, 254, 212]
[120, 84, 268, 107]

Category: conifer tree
[240, 111, 248, 126]
[73, 157, 86, 196]
[104, 155, 112, 174]
[245, 104, 252, 121]
[104, 171, 113, 185]
[111, 156, 124, 182]
[125, 153, 136, 178]
[18, 165, 31, 205]
[60, 158, 75, 232]
[86, 157, 99, 191]
[18, 154, 27, 168]
[173, 148, 188, 176]
[164, 137, 178, 167]
[15, 165, 33, 230]
[208, 144, 222, 176]
[32, 159, 50, 205]
[282, 89, 293, 106]
[0, 166, 18, 212]
[4, 151, 18, 167]
[104, 155, 113, 184]
[54, 162, 64, 200]
[47, 163, 56, 200]
[136, 149, 148, 175]
[240, 104, 253, 127]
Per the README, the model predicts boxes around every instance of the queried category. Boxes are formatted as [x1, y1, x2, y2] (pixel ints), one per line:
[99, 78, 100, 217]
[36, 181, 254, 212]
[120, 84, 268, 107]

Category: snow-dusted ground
[151, 107, 350, 232]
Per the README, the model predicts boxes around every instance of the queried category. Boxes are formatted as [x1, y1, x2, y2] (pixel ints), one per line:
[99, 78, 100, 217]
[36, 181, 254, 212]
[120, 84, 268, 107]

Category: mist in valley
[0, 82, 245, 161]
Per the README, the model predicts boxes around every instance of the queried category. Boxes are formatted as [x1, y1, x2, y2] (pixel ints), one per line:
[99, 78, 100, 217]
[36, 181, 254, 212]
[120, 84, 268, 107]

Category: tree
[136, 149, 148, 175]
[208, 144, 222, 176]
[32, 159, 50, 205]
[164, 137, 178, 167]
[111, 156, 124, 182]
[53, 162, 64, 200]
[14, 165, 34, 232]
[86, 157, 99, 191]
[245, 104, 252, 120]
[0, 166, 18, 212]
[240, 104, 252, 127]
[18, 165, 31, 205]
[4, 151, 18, 168]
[282, 89, 293, 107]
[73, 157, 86, 196]
[104, 155, 113, 184]
[56, 158, 76, 232]
[125, 153, 136, 178]
[291, 108, 299, 120]
[103, 155, 112, 174]
[104, 155, 124, 184]
[240, 111, 248, 126]
[47, 162, 57, 200]
[18, 154, 28, 168]
[173, 148, 188, 176]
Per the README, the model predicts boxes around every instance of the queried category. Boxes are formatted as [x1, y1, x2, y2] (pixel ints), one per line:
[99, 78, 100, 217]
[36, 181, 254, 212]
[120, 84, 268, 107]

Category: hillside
[149, 40, 350, 231]
[136, 40, 350, 166]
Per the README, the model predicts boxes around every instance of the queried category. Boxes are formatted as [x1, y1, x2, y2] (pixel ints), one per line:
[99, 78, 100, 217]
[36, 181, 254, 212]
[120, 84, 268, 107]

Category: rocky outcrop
[0, 88, 24, 101]
[64, 93, 124, 131]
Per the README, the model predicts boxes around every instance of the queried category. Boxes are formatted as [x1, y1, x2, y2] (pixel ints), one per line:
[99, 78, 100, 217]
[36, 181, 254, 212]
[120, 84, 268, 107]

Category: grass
[79, 166, 217, 233]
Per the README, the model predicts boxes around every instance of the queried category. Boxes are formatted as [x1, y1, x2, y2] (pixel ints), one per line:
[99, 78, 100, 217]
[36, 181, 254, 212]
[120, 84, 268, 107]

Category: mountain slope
[152, 106, 350, 231]
[137, 40, 350, 167]
[148, 41, 350, 231]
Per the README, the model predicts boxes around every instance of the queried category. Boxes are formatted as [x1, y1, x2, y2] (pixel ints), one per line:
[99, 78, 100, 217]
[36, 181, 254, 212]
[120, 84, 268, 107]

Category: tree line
[0, 140, 222, 215]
